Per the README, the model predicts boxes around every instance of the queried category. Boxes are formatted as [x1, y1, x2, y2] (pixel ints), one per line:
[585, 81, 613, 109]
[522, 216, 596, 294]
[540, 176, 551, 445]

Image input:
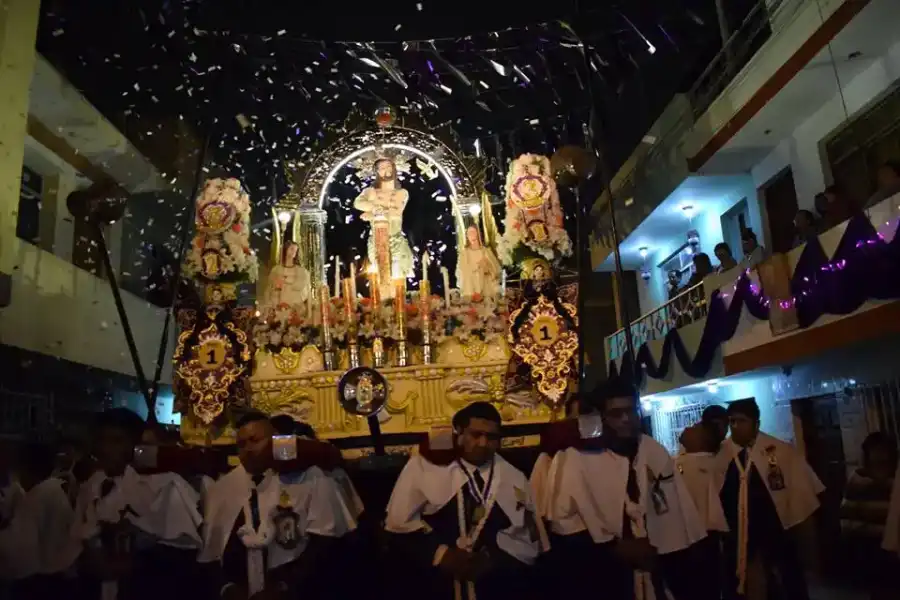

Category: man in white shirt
[0, 443, 74, 596]
[716, 399, 823, 600]
[384, 402, 544, 600]
[200, 412, 357, 600]
[72, 408, 204, 600]
[544, 378, 712, 600]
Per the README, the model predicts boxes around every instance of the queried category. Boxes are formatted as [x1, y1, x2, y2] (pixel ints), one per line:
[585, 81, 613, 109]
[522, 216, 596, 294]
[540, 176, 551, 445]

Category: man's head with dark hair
[236, 412, 274, 475]
[592, 378, 639, 441]
[16, 443, 56, 491]
[714, 242, 735, 268]
[877, 160, 900, 191]
[270, 414, 297, 436]
[726, 399, 760, 447]
[861, 432, 897, 480]
[94, 408, 145, 477]
[453, 402, 502, 466]
[741, 229, 758, 254]
[701, 404, 729, 446]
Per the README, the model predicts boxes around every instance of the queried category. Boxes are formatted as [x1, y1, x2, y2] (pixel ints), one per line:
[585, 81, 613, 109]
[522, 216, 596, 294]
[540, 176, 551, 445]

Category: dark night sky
[35, 0, 733, 294]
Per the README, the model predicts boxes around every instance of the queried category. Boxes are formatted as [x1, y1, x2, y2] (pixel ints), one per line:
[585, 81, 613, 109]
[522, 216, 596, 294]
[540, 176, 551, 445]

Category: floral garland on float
[496, 154, 572, 268]
[434, 292, 509, 344]
[252, 304, 320, 353]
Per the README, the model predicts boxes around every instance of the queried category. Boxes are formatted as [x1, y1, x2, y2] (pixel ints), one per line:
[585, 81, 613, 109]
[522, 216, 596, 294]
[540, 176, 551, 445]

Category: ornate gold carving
[508, 296, 578, 406]
[272, 348, 301, 375]
[461, 338, 488, 361]
[252, 387, 313, 415]
[387, 390, 417, 414]
[175, 320, 250, 425]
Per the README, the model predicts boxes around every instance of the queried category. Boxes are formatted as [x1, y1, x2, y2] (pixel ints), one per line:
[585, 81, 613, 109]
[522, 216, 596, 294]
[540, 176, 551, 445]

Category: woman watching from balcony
[739, 229, 767, 270]
[714, 243, 738, 274]
[816, 184, 855, 230]
[686, 252, 713, 289]
[865, 160, 900, 209]
[792, 210, 818, 248]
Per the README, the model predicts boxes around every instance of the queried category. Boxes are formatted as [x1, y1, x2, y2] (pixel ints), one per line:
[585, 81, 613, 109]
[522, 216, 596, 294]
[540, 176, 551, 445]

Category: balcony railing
[605, 282, 708, 362]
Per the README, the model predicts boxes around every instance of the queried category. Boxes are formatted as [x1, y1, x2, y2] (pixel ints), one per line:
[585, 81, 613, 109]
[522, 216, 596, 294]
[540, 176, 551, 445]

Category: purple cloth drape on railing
[610, 213, 900, 385]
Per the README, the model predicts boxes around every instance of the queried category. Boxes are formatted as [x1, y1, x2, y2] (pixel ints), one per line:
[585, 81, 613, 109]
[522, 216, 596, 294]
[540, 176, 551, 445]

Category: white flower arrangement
[496, 154, 573, 267]
[183, 177, 259, 284]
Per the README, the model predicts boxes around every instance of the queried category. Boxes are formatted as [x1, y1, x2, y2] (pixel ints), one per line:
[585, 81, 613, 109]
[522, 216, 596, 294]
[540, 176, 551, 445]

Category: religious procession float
[172, 108, 582, 457]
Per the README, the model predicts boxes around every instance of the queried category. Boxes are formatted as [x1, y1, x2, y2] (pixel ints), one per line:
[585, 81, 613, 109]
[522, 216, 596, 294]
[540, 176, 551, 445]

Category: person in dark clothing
[716, 399, 823, 600]
[714, 243, 738, 273]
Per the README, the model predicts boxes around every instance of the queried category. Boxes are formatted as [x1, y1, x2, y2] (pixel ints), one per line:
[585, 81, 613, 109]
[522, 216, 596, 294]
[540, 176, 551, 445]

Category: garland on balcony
[611, 212, 900, 386]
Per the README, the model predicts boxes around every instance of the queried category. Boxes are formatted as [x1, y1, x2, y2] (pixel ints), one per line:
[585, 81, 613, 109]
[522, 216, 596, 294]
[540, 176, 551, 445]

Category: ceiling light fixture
[639, 247, 648, 259]
[682, 204, 694, 219]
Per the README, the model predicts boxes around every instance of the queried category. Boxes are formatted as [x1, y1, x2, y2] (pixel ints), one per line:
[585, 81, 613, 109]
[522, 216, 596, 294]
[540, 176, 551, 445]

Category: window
[17, 165, 43, 244]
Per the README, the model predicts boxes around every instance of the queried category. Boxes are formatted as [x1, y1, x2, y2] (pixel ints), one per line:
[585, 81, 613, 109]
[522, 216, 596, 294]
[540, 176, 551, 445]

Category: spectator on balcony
[714, 243, 738, 274]
[865, 160, 900, 209]
[816, 184, 855, 229]
[792, 210, 818, 247]
[686, 253, 713, 289]
[739, 229, 767, 270]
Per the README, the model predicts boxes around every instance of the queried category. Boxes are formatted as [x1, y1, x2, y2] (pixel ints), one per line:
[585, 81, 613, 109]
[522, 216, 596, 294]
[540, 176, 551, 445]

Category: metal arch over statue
[268, 107, 494, 292]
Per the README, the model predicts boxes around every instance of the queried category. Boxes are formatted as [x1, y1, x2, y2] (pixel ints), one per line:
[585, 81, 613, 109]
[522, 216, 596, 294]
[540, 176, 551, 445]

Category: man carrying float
[199, 412, 357, 600]
[384, 402, 545, 600]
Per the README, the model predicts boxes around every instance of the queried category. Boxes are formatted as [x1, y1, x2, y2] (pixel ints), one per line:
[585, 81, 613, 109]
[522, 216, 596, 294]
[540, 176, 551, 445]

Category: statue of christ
[353, 157, 413, 290]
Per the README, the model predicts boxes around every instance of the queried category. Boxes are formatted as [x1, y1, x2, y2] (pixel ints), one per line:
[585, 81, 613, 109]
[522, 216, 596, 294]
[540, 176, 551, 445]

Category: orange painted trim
[687, 0, 871, 172]
[723, 301, 900, 375]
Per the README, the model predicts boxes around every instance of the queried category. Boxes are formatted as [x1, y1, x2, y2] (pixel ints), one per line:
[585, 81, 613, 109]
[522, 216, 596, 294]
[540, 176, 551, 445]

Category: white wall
[752, 39, 900, 207]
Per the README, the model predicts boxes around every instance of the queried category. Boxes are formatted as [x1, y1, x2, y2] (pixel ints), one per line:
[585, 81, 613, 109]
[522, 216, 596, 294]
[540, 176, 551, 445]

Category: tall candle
[342, 278, 355, 322]
[501, 269, 507, 296]
[349, 263, 357, 299]
[393, 278, 407, 331]
[421, 252, 430, 283]
[440, 267, 450, 307]
[370, 270, 381, 307]
[333, 256, 341, 298]
[319, 284, 331, 340]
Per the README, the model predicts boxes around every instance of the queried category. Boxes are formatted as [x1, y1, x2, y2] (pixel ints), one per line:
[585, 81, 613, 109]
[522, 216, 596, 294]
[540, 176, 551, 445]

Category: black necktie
[738, 448, 749, 468]
[100, 478, 116, 498]
[250, 474, 264, 530]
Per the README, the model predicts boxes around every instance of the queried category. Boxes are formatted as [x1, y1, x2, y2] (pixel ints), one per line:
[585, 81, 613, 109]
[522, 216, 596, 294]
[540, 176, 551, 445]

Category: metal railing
[605, 281, 708, 362]
[651, 402, 706, 455]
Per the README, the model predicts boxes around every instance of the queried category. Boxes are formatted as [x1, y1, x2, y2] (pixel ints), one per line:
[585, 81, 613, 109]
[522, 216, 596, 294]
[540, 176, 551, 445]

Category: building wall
[752, 39, 900, 206]
[0, 1, 174, 384]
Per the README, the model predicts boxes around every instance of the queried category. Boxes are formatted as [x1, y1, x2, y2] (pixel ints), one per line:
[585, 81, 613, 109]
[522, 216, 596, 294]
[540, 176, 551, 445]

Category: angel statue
[456, 224, 501, 299]
[353, 156, 413, 288]
[264, 241, 311, 312]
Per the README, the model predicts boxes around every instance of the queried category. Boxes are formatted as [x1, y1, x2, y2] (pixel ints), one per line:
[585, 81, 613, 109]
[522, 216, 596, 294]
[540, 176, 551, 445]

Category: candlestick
[333, 256, 341, 298]
[501, 269, 507, 297]
[319, 284, 334, 371]
[421, 252, 430, 283]
[440, 267, 450, 308]
[370, 270, 381, 307]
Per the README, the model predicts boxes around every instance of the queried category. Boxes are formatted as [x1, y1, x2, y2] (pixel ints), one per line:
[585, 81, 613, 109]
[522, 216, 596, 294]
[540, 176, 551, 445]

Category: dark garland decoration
[611, 213, 900, 386]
